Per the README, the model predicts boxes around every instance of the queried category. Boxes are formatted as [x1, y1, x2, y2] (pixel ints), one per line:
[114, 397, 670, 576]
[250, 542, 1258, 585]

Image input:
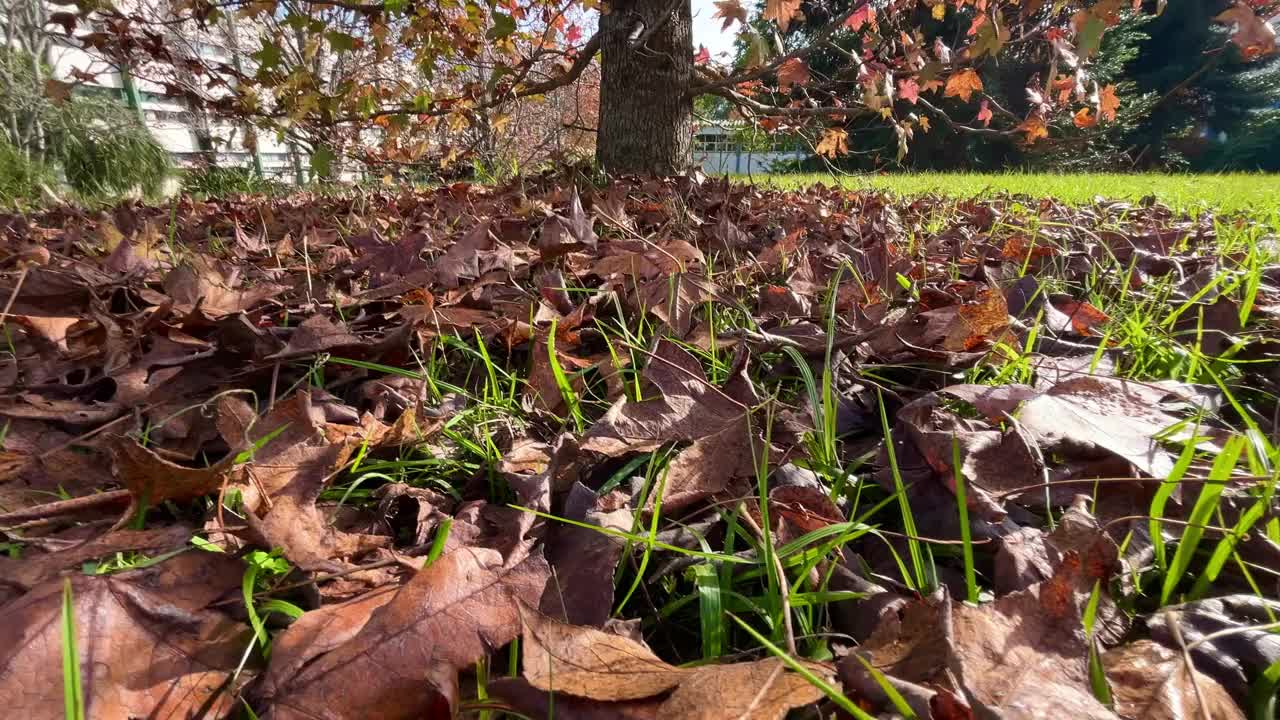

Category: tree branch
[688, 1, 870, 97]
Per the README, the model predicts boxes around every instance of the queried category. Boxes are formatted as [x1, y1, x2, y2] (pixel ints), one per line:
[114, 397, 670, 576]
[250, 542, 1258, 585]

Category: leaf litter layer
[0, 175, 1278, 719]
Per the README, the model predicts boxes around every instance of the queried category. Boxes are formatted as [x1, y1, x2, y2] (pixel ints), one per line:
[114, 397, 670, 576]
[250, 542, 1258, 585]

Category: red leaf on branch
[712, 0, 749, 31]
[777, 57, 810, 88]
[977, 99, 994, 126]
[1098, 84, 1120, 121]
[765, 0, 803, 31]
[898, 77, 920, 104]
[845, 4, 876, 31]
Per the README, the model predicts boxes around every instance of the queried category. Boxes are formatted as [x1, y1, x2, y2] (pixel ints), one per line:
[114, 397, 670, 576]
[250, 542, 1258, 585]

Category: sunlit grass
[742, 172, 1280, 216]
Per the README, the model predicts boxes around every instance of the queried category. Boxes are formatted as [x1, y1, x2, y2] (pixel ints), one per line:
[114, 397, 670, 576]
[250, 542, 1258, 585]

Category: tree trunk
[595, 0, 693, 175]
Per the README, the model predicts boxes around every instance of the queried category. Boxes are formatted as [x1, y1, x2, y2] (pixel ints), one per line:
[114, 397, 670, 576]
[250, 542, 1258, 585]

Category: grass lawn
[744, 172, 1280, 215]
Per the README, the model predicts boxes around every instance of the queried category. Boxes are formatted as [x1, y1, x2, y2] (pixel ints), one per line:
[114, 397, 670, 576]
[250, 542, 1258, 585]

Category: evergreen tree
[1125, 0, 1280, 169]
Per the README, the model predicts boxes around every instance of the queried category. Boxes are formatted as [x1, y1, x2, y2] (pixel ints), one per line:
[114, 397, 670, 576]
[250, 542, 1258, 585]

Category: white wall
[693, 149, 806, 175]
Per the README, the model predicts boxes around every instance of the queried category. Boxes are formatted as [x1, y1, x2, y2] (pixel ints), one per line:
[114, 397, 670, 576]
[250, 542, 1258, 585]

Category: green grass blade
[728, 613, 874, 720]
[424, 517, 453, 568]
[951, 436, 978, 604]
[243, 562, 271, 655]
[1188, 470, 1278, 600]
[61, 579, 84, 720]
[1160, 435, 1245, 606]
[1150, 433, 1203, 574]
[693, 562, 725, 659]
[877, 390, 927, 591]
[1249, 657, 1280, 720]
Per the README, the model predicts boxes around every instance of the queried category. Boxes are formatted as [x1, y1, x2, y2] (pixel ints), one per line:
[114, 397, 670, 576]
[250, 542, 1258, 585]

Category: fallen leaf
[0, 565, 251, 719]
[582, 340, 763, 513]
[263, 547, 550, 718]
[521, 607, 827, 718]
[1105, 640, 1245, 720]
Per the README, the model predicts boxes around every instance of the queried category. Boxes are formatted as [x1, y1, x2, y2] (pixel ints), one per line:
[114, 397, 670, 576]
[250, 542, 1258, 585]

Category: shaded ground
[0, 176, 1278, 719]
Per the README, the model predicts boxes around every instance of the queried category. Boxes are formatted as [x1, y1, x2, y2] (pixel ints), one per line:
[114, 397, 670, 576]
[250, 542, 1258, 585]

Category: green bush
[2, 48, 171, 202]
[182, 165, 284, 196]
[0, 138, 55, 206]
[47, 98, 172, 197]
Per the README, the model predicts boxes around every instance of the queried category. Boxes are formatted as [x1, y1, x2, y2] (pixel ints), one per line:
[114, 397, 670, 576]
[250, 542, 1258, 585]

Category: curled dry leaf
[262, 547, 550, 719]
[1104, 640, 1245, 720]
[520, 607, 828, 719]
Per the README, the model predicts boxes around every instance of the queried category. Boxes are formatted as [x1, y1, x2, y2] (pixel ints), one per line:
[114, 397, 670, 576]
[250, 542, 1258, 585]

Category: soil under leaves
[0, 175, 1278, 719]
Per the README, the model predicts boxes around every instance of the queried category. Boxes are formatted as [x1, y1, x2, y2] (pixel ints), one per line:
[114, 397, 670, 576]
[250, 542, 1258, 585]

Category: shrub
[182, 165, 283, 197]
[1, 48, 171, 202]
[47, 98, 172, 197]
[0, 138, 55, 207]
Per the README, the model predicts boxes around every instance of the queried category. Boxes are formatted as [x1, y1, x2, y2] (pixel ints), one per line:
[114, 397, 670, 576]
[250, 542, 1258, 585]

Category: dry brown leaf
[582, 340, 763, 513]
[1105, 640, 1245, 720]
[521, 605, 686, 700]
[0, 564, 251, 719]
[659, 658, 826, 719]
[263, 547, 550, 718]
[111, 437, 241, 507]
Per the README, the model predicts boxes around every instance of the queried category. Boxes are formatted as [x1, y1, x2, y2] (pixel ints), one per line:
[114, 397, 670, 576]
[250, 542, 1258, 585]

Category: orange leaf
[1098, 84, 1120, 122]
[764, 0, 803, 31]
[1073, 107, 1097, 129]
[1017, 114, 1049, 144]
[944, 69, 984, 103]
[1049, 297, 1110, 336]
[845, 4, 876, 31]
[815, 127, 849, 158]
[1213, 2, 1278, 59]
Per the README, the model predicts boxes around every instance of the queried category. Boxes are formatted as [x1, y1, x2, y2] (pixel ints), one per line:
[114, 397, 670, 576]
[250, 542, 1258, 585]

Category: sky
[691, 0, 741, 62]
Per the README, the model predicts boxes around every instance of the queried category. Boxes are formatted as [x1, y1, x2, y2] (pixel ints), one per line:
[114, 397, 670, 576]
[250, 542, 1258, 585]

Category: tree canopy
[49, 0, 1280, 174]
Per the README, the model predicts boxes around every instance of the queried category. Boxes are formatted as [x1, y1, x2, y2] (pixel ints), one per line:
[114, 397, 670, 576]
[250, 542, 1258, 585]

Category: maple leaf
[694, 44, 711, 65]
[776, 57, 810, 88]
[1098, 83, 1120, 121]
[1213, 2, 1278, 59]
[897, 77, 920, 104]
[1073, 107, 1097, 128]
[968, 12, 988, 36]
[943, 68, 984, 103]
[1018, 114, 1049, 143]
[932, 2, 947, 20]
[815, 127, 849, 158]
[845, 3, 875, 32]
[764, 0, 803, 31]
[977, 99, 994, 126]
[712, 0, 748, 30]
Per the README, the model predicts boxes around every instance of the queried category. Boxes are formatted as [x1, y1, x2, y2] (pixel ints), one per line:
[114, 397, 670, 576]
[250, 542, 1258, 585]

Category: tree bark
[595, 0, 693, 175]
